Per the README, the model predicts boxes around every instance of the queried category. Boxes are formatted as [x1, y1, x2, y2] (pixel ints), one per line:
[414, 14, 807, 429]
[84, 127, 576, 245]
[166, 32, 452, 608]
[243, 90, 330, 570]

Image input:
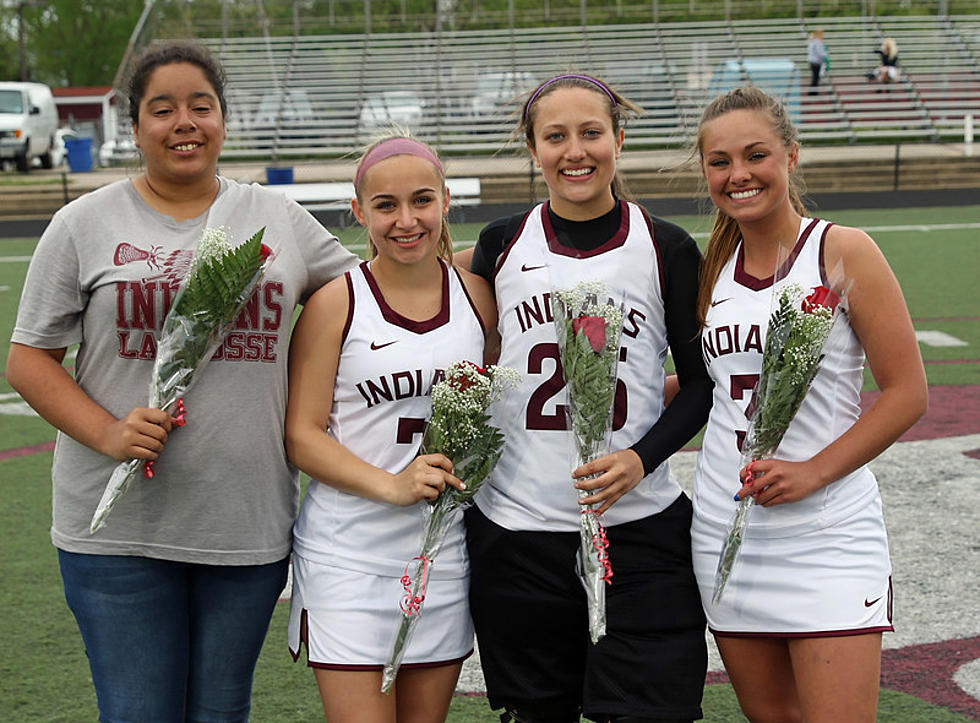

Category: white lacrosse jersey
[293, 259, 485, 579]
[692, 217, 879, 538]
[476, 200, 682, 532]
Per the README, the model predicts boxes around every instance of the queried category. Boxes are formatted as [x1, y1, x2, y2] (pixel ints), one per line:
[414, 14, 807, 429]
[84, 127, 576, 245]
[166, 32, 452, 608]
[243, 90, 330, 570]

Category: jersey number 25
[525, 342, 627, 432]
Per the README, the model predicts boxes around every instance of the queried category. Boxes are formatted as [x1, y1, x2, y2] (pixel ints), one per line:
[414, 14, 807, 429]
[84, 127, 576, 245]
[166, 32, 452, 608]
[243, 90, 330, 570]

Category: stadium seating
[131, 15, 979, 158]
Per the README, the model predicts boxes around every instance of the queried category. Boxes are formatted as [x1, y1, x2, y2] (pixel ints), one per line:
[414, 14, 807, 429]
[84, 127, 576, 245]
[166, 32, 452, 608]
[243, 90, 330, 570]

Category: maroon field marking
[706, 638, 980, 720]
[0, 440, 54, 461]
[861, 385, 980, 441]
[913, 317, 980, 323]
[881, 637, 980, 721]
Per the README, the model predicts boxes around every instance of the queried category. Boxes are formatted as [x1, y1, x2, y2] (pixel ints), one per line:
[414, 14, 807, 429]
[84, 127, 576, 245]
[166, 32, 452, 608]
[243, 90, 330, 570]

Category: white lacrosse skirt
[692, 494, 894, 637]
[288, 554, 474, 669]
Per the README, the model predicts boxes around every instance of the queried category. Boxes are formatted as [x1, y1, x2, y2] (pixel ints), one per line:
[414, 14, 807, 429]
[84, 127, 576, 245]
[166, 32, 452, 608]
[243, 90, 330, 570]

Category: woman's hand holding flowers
[388, 453, 465, 505]
[100, 407, 176, 462]
[735, 457, 826, 507]
[573, 448, 645, 515]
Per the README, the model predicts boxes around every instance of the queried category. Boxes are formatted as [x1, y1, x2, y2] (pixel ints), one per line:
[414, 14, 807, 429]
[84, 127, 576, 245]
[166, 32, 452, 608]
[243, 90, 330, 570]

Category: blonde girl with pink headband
[461, 73, 713, 722]
[284, 133, 497, 720]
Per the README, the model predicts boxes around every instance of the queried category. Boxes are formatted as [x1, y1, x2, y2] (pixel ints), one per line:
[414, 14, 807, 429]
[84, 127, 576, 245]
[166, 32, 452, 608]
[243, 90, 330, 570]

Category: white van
[0, 82, 59, 172]
[252, 89, 315, 131]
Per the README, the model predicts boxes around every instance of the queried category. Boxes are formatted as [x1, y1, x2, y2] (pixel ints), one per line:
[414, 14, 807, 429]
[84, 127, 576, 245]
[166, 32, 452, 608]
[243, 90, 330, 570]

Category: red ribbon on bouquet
[399, 555, 433, 616]
[582, 509, 614, 583]
[142, 398, 186, 479]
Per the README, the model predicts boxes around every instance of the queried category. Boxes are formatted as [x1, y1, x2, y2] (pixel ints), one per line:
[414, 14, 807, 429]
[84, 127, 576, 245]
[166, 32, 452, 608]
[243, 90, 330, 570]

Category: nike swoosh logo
[864, 596, 883, 607]
[710, 297, 732, 307]
[370, 340, 397, 351]
[521, 263, 546, 272]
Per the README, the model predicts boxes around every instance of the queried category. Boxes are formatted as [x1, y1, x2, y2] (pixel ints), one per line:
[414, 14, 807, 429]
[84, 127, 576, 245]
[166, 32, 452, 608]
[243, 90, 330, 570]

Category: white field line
[2, 221, 980, 263]
[689, 221, 980, 241]
[915, 330, 969, 347]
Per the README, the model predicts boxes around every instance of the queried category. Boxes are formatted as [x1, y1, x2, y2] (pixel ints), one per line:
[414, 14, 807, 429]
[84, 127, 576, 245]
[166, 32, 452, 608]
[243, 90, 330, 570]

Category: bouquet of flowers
[552, 280, 625, 644]
[381, 360, 519, 693]
[711, 282, 846, 603]
[89, 227, 274, 534]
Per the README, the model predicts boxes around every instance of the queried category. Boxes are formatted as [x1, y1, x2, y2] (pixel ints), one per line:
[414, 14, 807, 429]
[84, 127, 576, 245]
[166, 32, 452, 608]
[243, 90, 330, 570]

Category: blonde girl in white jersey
[692, 86, 927, 722]
[285, 133, 496, 721]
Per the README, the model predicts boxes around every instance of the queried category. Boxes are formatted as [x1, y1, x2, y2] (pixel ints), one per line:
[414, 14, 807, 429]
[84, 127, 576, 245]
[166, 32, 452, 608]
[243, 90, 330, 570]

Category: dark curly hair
[126, 42, 228, 126]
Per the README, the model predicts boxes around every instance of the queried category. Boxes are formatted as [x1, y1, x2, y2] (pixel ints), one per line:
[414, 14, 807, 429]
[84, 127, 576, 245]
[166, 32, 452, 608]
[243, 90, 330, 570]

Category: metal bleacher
[147, 15, 980, 159]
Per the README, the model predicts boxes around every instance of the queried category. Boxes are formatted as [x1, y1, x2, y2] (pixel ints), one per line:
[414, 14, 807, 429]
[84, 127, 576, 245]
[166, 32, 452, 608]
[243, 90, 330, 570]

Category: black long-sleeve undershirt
[471, 202, 713, 475]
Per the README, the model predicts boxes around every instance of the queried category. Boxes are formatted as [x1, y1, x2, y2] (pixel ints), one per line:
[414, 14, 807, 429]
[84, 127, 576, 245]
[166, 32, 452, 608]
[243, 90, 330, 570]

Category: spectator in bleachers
[691, 85, 926, 723]
[464, 72, 712, 723]
[807, 28, 829, 94]
[284, 132, 496, 721]
[871, 37, 901, 83]
[6, 41, 358, 721]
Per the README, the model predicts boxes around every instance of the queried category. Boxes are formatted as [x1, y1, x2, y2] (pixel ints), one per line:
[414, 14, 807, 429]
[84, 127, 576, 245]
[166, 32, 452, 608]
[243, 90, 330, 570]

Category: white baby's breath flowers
[427, 362, 520, 450]
[194, 227, 232, 266]
[485, 365, 521, 393]
[774, 284, 836, 385]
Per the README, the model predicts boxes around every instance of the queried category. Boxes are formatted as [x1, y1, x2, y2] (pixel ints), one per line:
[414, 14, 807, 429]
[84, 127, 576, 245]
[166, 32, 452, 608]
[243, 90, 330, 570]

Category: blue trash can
[265, 166, 294, 184]
[65, 138, 93, 173]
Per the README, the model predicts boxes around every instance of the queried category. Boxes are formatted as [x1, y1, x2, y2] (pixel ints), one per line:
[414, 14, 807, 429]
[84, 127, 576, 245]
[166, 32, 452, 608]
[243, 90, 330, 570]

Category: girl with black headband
[461, 73, 712, 723]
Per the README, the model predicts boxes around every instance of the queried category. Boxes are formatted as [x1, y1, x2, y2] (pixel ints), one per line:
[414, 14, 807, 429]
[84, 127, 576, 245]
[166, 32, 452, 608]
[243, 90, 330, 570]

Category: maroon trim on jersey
[289, 608, 309, 663]
[451, 265, 488, 337]
[711, 624, 894, 639]
[290, 608, 475, 669]
[640, 208, 667, 299]
[817, 220, 835, 287]
[711, 576, 894, 639]
[733, 217, 821, 290]
[306, 649, 474, 671]
[360, 259, 451, 333]
[340, 270, 355, 347]
[491, 208, 533, 283]
[542, 199, 630, 258]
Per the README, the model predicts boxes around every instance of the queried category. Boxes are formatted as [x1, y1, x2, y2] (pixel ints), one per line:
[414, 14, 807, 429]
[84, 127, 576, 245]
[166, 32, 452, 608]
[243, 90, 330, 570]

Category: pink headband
[524, 74, 617, 120]
[354, 137, 444, 188]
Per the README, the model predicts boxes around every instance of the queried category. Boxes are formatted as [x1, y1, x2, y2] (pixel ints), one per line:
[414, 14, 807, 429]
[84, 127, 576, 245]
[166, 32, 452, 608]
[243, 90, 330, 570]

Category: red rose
[449, 360, 485, 391]
[801, 285, 841, 314]
[572, 315, 607, 353]
[259, 243, 273, 261]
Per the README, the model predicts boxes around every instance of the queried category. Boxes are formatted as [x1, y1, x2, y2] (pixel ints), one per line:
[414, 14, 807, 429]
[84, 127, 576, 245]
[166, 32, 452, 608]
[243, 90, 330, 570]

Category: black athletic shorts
[466, 493, 707, 721]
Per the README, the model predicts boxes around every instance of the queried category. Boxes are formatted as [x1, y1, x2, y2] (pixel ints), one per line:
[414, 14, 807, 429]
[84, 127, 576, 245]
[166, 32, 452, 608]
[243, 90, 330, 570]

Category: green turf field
[1, 205, 977, 721]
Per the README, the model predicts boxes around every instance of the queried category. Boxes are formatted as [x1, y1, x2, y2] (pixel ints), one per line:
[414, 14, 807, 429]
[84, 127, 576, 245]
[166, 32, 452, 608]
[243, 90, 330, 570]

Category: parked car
[358, 91, 424, 137]
[600, 61, 681, 132]
[470, 71, 536, 119]
[99, 137, 139, 167]
[0, 82, 59, 172]
[46, 127, 78, 168]
[252, 88, 316, 138]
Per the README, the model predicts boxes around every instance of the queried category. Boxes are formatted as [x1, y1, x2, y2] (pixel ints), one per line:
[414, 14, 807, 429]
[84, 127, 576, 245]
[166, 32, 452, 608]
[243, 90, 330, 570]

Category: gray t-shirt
[11, 177, 359, 565]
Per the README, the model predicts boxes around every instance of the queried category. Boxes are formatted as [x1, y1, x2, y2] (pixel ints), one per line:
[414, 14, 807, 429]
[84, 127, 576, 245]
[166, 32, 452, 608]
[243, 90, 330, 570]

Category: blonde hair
[518, 73, 642, 202]
[693, 86, 806, 328]
[353, 130, 454, 262]
[882, 37, 899, 61]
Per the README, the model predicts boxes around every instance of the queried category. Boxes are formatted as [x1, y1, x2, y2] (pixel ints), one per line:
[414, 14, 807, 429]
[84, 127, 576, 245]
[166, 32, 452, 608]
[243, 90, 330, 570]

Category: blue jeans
[59, 550, 288, 723]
